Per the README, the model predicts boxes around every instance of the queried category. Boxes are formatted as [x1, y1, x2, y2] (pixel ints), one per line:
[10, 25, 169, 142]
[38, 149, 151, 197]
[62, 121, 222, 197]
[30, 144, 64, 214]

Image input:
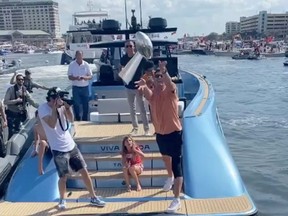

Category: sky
[55, 0, 288, 38]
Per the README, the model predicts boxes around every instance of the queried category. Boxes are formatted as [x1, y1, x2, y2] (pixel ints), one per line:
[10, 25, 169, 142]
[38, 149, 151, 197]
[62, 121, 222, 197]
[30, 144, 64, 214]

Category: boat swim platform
[73, 122, 156, 144]
[0, 188, 253, 215]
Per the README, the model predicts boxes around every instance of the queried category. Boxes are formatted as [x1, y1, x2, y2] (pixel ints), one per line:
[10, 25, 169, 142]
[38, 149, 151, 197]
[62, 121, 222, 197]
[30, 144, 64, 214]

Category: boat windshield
[66, 32, 102, 44]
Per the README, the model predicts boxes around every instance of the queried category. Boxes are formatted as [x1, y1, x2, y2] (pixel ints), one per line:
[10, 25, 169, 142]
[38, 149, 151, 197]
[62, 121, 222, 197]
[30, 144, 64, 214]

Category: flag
[266, 36, 274, 43]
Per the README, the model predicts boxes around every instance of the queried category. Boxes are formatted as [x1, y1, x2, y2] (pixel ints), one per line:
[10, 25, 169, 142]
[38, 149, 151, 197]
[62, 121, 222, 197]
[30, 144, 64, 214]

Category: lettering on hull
[100, 146, 120, 152]
[113, 162, 122, 168]
[100, 145, 150, 152]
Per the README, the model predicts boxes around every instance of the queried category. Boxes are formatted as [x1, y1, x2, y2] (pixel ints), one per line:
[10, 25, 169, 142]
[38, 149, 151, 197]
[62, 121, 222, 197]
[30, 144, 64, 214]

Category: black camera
[57, 91, 74, 106]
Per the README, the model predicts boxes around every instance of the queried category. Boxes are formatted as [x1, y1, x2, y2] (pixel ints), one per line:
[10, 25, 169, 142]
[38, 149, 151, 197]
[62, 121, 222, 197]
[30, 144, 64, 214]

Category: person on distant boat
[31, 110, 49, 175]
[100, 49, 111, 65]
[135, 61, 183, 213]
[121, 135, 145, 192]
[4, 74, 39, 139]
[38, 87, 105, 210]
[67, 50, 92, 121]
[10, 69, 50, 93]
[120, 40, 150, 136]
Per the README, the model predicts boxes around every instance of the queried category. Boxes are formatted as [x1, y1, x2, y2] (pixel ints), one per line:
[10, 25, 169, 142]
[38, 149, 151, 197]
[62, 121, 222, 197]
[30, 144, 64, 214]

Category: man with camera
[68, 50, 92, 121]
[4, 73, 38, 139]
[38, 87, 105, 209]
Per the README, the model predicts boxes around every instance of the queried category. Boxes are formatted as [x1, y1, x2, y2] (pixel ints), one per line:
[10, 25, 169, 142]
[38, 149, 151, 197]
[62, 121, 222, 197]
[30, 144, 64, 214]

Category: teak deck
[1, 123, 254, 215]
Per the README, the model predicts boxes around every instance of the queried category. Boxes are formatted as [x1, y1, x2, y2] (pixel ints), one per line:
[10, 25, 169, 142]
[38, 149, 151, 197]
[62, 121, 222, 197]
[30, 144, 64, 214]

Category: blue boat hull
[4, 70, 257, 215]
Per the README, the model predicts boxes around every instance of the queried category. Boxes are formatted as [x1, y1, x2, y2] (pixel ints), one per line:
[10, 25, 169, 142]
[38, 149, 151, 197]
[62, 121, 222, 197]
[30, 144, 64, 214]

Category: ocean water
[0, 53, 287, 215]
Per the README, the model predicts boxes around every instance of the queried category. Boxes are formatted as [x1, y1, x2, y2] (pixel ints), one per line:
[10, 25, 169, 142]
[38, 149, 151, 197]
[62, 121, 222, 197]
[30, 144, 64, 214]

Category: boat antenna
[139, 0, 143, 28]
[124, 0, 128, 29]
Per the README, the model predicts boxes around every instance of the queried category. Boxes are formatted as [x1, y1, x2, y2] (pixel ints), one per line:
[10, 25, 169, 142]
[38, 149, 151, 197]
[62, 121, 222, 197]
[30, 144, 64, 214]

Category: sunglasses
[155, 74, 163, 79]
[17, 78, 24, 81]
[125, 45, 133, 48]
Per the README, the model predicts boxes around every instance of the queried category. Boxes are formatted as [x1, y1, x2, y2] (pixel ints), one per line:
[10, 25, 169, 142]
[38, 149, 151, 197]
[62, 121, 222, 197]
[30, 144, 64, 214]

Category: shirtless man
[31, 110, 49, 175]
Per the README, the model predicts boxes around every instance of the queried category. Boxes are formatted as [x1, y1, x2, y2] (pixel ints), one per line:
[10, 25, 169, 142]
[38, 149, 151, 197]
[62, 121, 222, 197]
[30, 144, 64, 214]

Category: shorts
[156, 131, 183, 157]
[52, 145, 87, 178]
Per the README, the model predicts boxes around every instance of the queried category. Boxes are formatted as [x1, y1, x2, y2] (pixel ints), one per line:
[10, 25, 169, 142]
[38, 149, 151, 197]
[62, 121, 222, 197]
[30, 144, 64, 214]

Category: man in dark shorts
[135, 61, 183, 213]
[38, 87, 105, 210]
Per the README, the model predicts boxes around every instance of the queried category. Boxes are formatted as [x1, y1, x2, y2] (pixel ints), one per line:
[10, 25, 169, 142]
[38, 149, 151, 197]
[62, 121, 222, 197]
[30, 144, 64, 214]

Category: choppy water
[1, 53, 288, 215]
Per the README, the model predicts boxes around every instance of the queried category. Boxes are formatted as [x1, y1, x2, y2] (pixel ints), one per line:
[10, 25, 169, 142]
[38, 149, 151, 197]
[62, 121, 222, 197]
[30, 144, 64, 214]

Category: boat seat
[90, 98, 185, 123]
[90, 98, 150, 123]
[99, 65, 114, 84]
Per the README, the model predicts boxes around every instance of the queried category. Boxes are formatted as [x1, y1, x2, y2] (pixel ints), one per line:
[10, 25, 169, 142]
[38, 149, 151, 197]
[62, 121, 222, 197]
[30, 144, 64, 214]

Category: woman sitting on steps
[121, 135, 145, 192]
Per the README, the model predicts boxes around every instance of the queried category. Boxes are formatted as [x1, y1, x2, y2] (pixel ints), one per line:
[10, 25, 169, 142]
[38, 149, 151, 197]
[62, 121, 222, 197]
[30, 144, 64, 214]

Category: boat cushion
[0, 158, 12, 185]
[8, 118, 35, 155]
[178, 101, 185, 118]
[97, 98, 149, 114]
[91, 100, 184, 123]
[90, 112, 119, 123]
[90, 112, 151, 123]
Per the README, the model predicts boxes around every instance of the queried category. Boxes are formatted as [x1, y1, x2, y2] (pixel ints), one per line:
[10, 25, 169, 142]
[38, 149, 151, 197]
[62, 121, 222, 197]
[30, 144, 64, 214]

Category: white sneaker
[57, 199, 67, 210]
[166, 198, 181, 213]
[144, 130, 152, 136]
[163, 177, 174, 192]
[130, 128, 138, 136]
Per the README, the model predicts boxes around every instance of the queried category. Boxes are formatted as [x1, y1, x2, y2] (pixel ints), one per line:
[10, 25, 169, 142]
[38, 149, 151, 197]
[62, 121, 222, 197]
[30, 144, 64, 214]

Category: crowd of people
[0, 40, 183, 213]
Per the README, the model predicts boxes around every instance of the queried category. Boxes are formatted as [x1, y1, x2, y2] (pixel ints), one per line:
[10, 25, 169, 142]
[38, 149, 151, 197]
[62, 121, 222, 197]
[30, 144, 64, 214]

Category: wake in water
[222, 115, 288, 129]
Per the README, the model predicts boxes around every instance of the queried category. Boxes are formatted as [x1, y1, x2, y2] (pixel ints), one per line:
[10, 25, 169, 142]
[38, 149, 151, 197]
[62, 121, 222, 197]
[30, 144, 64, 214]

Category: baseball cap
[47, 87, 61, 98]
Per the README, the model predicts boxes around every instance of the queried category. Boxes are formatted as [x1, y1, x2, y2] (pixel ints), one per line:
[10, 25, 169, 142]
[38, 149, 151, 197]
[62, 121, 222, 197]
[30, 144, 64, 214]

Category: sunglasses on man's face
[17, 78, 24, 81]
[125, 45, 133, 48]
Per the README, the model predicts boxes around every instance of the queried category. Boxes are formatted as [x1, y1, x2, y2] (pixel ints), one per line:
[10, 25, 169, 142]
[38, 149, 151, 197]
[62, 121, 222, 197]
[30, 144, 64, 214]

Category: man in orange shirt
[135, 61, 183, 213]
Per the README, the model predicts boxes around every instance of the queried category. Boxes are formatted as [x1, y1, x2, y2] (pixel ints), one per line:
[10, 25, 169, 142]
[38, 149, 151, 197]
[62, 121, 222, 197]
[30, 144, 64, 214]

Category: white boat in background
[61, 5, 117, 64]
[25, 49, 35, 54]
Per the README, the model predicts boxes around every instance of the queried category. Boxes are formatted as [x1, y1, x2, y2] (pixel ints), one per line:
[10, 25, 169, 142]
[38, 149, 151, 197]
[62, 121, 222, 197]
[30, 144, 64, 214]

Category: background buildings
[0, 0, 60, 39]
[225, 22, 241, 35]
[225, 11, 288, 39]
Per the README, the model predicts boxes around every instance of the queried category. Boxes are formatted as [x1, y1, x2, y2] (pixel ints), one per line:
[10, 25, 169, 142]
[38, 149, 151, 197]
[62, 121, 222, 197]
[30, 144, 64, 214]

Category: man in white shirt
[38, 87, 105, 209]
[68, 50, 92, 121]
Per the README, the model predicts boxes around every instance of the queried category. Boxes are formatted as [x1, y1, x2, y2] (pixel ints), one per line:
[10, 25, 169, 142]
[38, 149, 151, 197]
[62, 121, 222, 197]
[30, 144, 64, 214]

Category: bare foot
[136, 184, 142, 191]
[38, 166, 44, 175]
[127, 185, 132, 192]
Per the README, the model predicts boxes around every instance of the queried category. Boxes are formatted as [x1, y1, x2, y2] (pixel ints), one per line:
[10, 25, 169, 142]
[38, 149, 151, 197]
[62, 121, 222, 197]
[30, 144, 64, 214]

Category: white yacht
[61, 9, 114, 64]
